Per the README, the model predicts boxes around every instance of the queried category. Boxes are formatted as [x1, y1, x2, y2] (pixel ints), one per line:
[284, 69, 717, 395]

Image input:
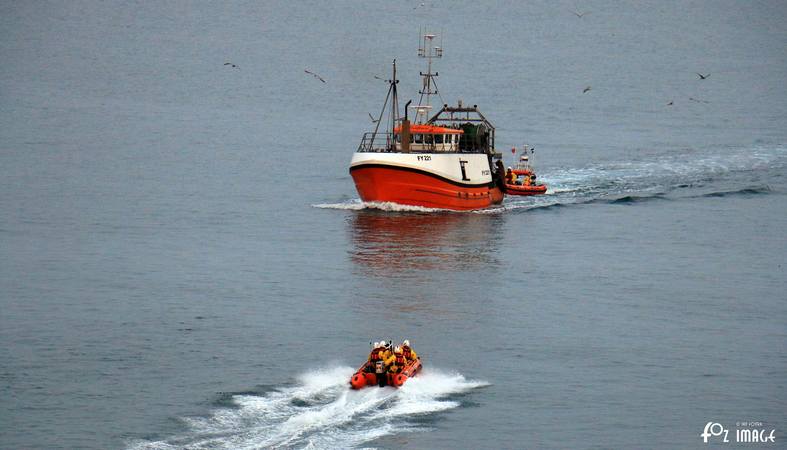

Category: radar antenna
[414, 28, 443, 123]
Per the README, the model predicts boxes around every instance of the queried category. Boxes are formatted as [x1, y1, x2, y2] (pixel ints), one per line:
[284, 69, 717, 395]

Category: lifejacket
[402, 346, 413, 359]
[394, 353, 406, 366]
[370, 348, 383, 361]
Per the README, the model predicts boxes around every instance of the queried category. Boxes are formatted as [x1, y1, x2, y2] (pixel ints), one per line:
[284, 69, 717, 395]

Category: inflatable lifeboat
[350, 357, 422, 389]
[503, 169, 547, 196]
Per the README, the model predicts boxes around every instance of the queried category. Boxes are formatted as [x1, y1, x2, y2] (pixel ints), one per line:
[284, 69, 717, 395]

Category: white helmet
[394, 346, 402, 353]
[373, 341, 379, 348]
[403, 339, 410, 347]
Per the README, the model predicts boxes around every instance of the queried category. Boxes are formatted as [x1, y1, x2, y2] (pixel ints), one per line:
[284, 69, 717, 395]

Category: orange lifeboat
[350, 356, 423, 389]
[503, 169, 547, 196]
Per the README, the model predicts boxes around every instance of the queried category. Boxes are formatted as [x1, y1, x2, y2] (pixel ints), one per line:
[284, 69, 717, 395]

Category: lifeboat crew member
[383, 344, 397, 369]
[401, 339, 417, 362]
[383, 347, 394, 370]
[388, 346, 407, 373]
[523, 174, 531, 186]
[366, 341, 385, 373]
[506, 167, 516, 185]
[496, 160, 506, 175]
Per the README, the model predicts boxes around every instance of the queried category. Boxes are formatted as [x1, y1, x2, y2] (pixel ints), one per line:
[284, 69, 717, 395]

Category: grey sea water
[1, 1, 786, 449]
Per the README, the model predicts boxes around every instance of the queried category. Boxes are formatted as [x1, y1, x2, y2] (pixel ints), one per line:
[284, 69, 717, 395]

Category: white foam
[129, 366, 488, 450]
[313, 200, 445, 213]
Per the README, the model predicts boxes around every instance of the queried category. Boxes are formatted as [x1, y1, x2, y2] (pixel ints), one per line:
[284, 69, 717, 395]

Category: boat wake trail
[486, 143, 786, 214]
[316, 144, 786, 214]
[128, 367, 488, 450]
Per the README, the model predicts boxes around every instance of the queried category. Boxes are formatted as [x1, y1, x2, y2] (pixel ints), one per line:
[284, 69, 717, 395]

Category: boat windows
[413, 134, 423, 144]
[434, 134, 443, 144]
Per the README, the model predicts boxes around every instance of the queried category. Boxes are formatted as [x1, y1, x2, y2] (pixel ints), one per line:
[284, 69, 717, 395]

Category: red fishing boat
[349, 32, 506, 210]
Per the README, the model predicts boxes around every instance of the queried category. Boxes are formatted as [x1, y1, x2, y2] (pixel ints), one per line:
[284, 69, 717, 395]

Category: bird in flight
[224, 62, 239, 69]
[667, 100, 674, 106]
[368, 113, 380, 123]
[305, 69, 326, 83]
[582, 86, 592, 93]
[696, 73, 710, 79]
[573, 10, 590, 18]
[413, 2, 425, 10]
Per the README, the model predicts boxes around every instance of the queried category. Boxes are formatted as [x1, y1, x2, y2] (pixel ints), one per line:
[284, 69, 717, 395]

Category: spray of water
[313, 200, 446, 213]
[128, 366, 488, 450]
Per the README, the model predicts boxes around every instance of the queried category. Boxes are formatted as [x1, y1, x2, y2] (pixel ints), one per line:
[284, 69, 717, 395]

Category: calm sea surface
[1, 1, 786, 449]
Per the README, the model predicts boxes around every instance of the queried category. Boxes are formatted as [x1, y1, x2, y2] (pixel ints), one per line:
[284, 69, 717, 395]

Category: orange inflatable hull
[503, 182, 547, 196]
[350, 358, 423, 389]
[350, 165, 503, 211]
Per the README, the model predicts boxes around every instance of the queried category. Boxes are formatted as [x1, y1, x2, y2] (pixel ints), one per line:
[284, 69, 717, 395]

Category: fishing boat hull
[350, 152, 503, 210]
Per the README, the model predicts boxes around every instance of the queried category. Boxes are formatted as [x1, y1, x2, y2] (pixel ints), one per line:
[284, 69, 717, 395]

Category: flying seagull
[573, 10, 590, 18]
[305, 69, 326, 83]
[583, 86, 592, 93]
[667, 100, 673, 106]
[224, 62, 239, 69]
[368, 113, 379, 123]
[696, 72, 710, 79]
[413, 2, 425, 10]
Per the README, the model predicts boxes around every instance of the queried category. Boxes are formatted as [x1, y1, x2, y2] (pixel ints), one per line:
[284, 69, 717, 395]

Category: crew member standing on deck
[381, 340, 393, 368]
[496, 160, 507, 188]
[401, 339, 418, 362]
[383, 344, 396, 367]
[389, 346, 407, 373]
[366, 342, 385, 373]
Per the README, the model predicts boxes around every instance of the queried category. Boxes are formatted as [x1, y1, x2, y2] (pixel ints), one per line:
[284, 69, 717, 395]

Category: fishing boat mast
[414, 30, 442, 123]
[368, 59, 400, 151]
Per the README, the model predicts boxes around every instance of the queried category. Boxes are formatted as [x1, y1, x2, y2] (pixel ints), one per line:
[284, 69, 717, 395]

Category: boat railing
[357, 132, 395, 153]
[357, 132, 490, 154]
